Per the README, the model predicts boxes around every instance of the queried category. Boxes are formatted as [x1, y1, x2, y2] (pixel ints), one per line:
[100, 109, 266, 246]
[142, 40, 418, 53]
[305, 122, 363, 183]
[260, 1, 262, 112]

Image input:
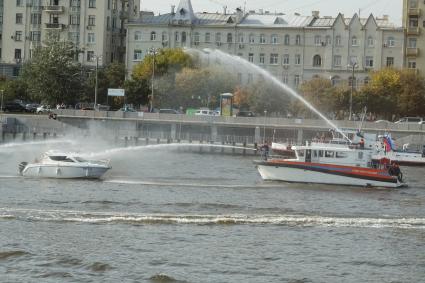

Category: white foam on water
[104, 179, 250, 188]
[1, 207, 424, 229]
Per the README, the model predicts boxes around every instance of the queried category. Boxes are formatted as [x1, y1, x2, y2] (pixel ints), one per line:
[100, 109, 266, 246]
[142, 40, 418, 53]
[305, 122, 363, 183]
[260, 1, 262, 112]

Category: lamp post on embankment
[348, 62, 358, 120]
[0, 89, 4, 112]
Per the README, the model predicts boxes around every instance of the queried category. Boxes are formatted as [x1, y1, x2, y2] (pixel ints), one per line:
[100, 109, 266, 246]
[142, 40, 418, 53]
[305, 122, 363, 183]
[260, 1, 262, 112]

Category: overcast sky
[139, 0, 403, 26]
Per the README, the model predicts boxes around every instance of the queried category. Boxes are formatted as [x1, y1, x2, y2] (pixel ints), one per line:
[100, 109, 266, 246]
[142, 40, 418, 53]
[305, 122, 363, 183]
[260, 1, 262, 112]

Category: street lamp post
[348, 62, 357, 120]
[263, 110, 267, 144]
[0, 89, 4, 112]
[92, 55, 102, 110]
[149, 47, 159, 112]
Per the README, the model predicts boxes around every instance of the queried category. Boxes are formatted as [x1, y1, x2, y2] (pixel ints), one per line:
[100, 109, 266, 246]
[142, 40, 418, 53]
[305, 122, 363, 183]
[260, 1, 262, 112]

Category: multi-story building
[126, 0, 404, 89]
[0, 0, 136, 78]
[403, 0, 423, 73]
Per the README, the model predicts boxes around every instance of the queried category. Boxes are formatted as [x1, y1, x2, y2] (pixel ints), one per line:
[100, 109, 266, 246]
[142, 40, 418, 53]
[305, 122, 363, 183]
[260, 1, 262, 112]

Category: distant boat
[372, 135, 425, 166]
[255, 142, 405, 188]
[18, 151, 111, 179]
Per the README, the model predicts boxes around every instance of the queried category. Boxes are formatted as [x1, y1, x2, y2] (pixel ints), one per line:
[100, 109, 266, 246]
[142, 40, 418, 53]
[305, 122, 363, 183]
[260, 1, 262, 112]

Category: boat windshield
[74, 157, 88, 162]
[49, 156, 75, 162]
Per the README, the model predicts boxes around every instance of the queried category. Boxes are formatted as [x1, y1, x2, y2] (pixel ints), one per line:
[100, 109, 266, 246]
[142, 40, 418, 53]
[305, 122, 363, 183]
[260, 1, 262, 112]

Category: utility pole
[149, 47, 158, 112]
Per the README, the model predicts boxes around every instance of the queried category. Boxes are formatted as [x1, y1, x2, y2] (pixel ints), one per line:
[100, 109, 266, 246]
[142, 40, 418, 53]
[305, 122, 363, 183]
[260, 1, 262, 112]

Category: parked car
[394, 117, 424, 124]
[3, 102, 26, 112]
[117, 106, 136, 112]
[194, 109, 217, 116]
[36, 105, 51, 114]
[236, 111, 256, 117]
[159, 109, 180, 114]
[25, 103, 40, 113]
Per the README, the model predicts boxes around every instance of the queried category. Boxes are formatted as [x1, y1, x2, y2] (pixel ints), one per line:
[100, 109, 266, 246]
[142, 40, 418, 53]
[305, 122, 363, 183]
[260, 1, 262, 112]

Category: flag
[383, 136, 394, 152]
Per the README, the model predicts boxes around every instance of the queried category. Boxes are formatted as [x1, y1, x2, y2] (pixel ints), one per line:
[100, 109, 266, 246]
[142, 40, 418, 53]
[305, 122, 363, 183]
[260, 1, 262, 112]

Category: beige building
[0, 0, 137, 77]
[403, 0, 424, 73]
[126, 0, 404, 89]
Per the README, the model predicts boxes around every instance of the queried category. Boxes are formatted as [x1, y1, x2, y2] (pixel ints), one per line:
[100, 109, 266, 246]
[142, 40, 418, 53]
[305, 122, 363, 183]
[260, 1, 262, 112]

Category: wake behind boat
[255, 142, 405, 188]
[18, 151, 111, 179]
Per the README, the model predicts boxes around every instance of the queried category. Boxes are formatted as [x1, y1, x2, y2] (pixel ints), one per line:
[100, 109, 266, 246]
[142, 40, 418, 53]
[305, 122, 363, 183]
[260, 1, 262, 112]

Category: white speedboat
[255, 142, 405, 188]
[18, 151, 111, 179]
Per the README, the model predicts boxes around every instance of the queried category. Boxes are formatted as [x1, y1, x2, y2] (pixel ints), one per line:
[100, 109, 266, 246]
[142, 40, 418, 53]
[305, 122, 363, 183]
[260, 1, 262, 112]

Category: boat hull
[22, 164, 110, 179]
[256, 161, 404, 188]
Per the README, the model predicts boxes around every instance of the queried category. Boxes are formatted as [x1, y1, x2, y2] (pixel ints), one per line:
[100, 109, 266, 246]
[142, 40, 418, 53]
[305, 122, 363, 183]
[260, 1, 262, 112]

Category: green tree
[245, 79, 291, 115]
[397, 69, 425, 117]
[21, 40, 84, 105]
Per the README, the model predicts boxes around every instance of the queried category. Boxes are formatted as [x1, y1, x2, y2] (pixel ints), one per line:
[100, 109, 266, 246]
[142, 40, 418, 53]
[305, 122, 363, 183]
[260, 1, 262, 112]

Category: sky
[139, 0, 403, 26]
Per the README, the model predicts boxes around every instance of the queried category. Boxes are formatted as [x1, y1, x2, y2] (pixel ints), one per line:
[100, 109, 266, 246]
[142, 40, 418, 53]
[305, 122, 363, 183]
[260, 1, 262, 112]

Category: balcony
[43, 5, 64, 13]
[406, 47, 420, 57]
[407, 26, 420, 36]
[45, 23, 65, 30]
[408, 8, 421, 17]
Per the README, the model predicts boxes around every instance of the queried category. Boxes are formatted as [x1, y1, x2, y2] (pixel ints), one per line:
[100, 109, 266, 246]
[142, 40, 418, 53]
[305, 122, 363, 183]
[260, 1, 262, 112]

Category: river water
[0, 139, 424, 283]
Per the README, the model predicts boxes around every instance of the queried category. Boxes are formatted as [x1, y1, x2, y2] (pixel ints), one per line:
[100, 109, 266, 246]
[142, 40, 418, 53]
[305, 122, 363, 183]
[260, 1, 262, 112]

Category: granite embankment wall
[1, 111, 425, 150]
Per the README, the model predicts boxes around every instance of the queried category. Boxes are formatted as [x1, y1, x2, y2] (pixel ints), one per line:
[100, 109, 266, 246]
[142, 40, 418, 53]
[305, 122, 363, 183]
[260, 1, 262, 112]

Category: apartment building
[126, 0, 404, 89]
[0, 0, 137, 78]
[403, 0, 424, 73]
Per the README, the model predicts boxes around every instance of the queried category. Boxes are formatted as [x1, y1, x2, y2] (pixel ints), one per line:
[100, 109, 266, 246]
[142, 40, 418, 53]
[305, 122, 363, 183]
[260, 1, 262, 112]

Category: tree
[397, 69, 425, 117]
[361, 68, 400, 119]
[20, 40, 84, 105]
[245, 79, 291, 115]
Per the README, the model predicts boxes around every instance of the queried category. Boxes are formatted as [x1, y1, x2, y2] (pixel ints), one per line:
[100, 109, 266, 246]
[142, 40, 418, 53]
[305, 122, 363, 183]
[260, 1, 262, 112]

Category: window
[282, 74, 288, 84]
[408, 37, 417, 48]
[349, 56, 358, 66]
[194, 32, 200, 45]
[89, 0, 96, 8]
[205, 32, 211, 43]
[31, 31, 41, 42]
[134, 31, 142, 41]
[88, 33, 95, 43]
[351, 36, 358, 46]
[313, 55, 322, 67]
[408, 60, 417, 69]
[325, 151, 334, 158]
[260, 34, 266, 44]
[16, 13, 23, 24]
[14, 31, 22, 41]
[271, 34, 278, 44]
[68, 32, 79, 43]
[181, 32, 186, 43]
[162, 32, 168, 44]
[295, 34, 301, 45]
[387, 37, 395, 47]
[249, 34, 255, 44]
[325, 35, 331, 45]
[16, 0, 23, 6]
[283, 54, 289, 65]
[248, 53, 254, 62]
[270, 53, 278, 65]
[294, 75, 300, 87]
[259, 53, 265, 64]
[227, 33, 233, 43]
[295, 54, 301, 65]
[238, 33, 244, 43]
[133, 49, 142, 61]
[15, 49, 22, 59]
[333, 55, 341, 67]
[31, 13, 42, 25]
[314, 35, 321, 46]
[150, 31, 156, 41]
[335, 35, 341, 46]
[386, 57, 394, 67]
[409, 16, 419, 27]
[365, 56, 374, 68]
[367, 36, 374, 47]
[175, 31, 180, 42]
[88, 15, 95, 26]
[215, 33, 221, 44]
[284, 34, 290, 45]
[70, 15, 80, 25]
[86, 51, 94, 61]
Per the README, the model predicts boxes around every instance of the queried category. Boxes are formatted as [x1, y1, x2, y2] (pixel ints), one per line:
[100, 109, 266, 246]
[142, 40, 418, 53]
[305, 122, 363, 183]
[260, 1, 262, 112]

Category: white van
[194, 109, 217, 116]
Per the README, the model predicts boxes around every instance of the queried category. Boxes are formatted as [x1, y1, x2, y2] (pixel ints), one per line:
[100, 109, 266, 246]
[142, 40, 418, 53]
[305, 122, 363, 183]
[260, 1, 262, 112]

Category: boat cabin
[292, 144, 372, 168]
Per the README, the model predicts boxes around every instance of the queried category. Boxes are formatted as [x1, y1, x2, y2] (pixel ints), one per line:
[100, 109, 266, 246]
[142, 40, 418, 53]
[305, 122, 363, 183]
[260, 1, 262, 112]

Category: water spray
[185, 48, 352, 143]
